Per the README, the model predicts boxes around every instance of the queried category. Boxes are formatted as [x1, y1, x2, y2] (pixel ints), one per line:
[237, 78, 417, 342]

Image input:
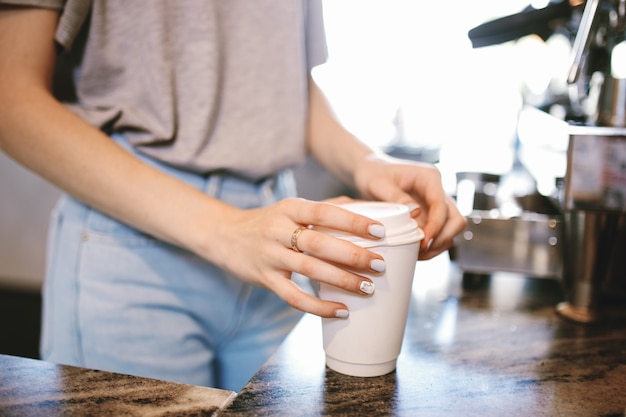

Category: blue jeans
[40, 135, 305, 391]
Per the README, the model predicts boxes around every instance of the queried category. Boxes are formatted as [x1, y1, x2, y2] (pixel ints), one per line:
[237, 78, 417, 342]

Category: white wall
[0, 153, 61, 291]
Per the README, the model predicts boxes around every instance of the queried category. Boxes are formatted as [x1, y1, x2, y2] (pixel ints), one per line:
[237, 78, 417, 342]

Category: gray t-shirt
[3, 0, 328, 179]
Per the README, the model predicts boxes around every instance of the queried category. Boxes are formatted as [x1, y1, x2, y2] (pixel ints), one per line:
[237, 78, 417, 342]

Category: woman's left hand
[353, 153, 466, 260]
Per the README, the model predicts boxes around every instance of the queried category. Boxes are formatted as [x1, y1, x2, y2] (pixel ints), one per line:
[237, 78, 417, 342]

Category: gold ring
[291, 226, 306, 253]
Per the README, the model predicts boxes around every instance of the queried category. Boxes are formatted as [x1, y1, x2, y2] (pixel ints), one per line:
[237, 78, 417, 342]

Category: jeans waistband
[111, 133, 292, 200]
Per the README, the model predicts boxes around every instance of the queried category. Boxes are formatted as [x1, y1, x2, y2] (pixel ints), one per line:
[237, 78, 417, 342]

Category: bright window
[314, 0, 567, 186]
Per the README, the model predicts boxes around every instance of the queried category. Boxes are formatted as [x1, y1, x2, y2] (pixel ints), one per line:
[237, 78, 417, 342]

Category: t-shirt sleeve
[0, 0, 90, 52]
[55, 0, 91, 51]
[305, 0, 328, 70]
[0, 0, 63, 7]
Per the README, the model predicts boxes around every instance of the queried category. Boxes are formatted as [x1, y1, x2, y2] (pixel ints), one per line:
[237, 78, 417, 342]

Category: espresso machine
[457, 0, 626, 323]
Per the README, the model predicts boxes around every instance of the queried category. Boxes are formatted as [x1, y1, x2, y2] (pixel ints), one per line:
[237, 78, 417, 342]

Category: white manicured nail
[368, 224, 385, 238]
[360, 281, 375, 295]
[370, 259, 386, 272]
[335, 309, 349, 318]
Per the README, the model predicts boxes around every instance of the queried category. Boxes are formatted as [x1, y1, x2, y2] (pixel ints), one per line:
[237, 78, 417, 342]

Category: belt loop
[204, 172, 222, 198]
[261, 175, 276, 203]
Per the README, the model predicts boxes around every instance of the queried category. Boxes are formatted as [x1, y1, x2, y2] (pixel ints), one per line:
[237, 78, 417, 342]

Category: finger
[290, 227, 386, 274]
[269, 272, 351, 318]
[364, 175, 417, 207]
[415, 191, 454, 250]
[321, 195, 360, 205]
[418, 199, 467, 260]
[287, 199, 385, 240]
[277, 244, 377, 296]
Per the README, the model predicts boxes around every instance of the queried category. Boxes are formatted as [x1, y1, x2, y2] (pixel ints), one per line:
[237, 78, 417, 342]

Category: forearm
[305, 76, 381, 189]
[0, 7, 238, 262]
[0, 83, 235, 263]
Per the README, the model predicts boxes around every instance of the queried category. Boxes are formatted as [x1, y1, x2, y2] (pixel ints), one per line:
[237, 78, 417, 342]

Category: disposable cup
[318, 202, 424, 377]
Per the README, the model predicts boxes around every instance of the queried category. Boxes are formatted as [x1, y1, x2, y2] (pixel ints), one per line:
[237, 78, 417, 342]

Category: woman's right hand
[200, 197, 387, 318]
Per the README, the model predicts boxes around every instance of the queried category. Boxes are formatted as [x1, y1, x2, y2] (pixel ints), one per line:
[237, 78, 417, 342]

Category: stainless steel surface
[566, 0, 626, 125]
[518, 106, 626, 212]
[597, 76, 626, 127]
[515, 109, 626, 323]
[550, 1, 626, 322]
[566, 132, 626, 211]
[458, 213, 561, 278]
[557, 210, 626, 322]
[454, 172, 562, 279]
[464, 1, 626, 324]
[566, 0, 600, 84]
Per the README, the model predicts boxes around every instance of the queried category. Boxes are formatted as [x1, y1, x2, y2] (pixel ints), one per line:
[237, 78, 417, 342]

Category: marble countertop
[2, 255, 625, 416]
[220, 255, 626, 417]
[0, 354, 236, 416]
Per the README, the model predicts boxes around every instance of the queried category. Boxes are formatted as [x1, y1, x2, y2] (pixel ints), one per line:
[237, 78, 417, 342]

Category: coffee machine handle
[568, 0, 601, 84]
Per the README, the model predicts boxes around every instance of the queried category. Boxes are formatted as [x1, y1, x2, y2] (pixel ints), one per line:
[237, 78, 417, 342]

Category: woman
[0, 1, 466, 391]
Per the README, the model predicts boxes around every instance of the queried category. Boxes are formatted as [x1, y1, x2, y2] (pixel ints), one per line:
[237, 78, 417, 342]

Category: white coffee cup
[318, 201, 424, 377]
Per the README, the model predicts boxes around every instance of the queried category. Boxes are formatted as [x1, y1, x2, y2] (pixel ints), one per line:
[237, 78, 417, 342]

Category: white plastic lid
[319, 202, 424, 248]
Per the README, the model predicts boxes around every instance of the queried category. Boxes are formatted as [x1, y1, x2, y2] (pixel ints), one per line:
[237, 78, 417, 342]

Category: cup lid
[319, 202, 424, 248]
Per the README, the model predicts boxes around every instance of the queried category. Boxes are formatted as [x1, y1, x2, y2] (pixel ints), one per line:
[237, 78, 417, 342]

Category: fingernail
[425, 238, 433, 250]
[368, 224, 385, 238]
[335, 309, 349, 318]
[370, 258, 386, 272]
[406, 203, 420, 213]
[360, 281, 375, 295]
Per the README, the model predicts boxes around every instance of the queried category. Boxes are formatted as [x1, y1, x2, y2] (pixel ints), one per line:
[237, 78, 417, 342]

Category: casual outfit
[2, 0, 327, 391]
